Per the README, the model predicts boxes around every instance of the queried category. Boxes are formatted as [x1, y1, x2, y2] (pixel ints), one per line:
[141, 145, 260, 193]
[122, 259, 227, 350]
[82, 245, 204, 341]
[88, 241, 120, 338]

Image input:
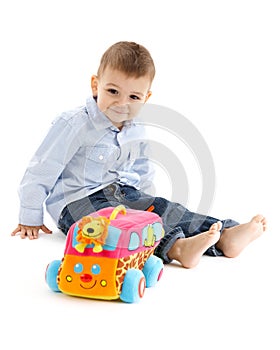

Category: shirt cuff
[19, 207, 44, 226]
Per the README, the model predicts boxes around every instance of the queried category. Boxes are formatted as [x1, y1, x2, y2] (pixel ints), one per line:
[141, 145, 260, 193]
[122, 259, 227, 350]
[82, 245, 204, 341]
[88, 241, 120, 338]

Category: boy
[12, 41, 267, 268]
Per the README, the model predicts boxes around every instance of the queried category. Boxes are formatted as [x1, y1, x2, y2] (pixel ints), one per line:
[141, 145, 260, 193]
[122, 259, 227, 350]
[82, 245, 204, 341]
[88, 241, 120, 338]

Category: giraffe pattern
[115, 249, 155, 294]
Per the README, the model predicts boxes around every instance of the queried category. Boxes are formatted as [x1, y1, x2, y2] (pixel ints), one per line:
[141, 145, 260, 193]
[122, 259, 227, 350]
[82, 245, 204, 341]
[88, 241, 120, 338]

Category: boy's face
[91, 68, 152, 128]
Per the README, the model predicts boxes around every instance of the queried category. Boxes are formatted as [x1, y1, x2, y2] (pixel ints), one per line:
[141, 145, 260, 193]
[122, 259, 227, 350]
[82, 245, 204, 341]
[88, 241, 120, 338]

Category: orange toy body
[46, 205, 164, 303]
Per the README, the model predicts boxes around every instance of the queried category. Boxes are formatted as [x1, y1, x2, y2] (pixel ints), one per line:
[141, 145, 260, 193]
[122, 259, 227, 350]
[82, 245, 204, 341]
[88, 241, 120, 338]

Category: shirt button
[99, 155, 104, 160]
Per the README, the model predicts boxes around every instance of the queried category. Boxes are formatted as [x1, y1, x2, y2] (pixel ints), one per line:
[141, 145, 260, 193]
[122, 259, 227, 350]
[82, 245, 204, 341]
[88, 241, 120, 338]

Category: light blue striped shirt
[19, 97, 154, 226]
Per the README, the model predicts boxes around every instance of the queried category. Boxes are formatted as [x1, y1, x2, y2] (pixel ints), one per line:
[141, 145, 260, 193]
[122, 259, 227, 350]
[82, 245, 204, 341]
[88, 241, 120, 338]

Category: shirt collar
[86, 96, 135, 131]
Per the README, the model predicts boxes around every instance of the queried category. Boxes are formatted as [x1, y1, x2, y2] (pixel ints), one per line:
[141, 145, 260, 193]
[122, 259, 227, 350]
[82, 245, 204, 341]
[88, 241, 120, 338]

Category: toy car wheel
[45, 260, 61, 292]
[120, 269, 146, 303]
[142, 255, 164, 288]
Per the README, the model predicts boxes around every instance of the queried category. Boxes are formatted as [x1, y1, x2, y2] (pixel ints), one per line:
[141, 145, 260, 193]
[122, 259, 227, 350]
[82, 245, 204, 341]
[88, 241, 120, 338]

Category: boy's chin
[107, 114, 134, 124]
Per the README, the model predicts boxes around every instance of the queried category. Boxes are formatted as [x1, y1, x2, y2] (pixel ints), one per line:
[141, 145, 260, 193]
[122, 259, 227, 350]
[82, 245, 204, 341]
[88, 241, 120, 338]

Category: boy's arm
[17, 116, 81, 228]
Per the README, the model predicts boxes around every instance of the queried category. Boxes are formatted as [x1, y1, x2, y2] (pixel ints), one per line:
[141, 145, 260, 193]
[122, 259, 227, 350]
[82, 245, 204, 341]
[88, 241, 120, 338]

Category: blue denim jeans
[58, 183, 239, 264]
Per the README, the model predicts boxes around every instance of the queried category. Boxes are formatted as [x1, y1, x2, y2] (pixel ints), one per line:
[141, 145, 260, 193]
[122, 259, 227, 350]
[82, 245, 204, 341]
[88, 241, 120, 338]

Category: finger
[31, 230, 38, 239]
[20, 228, 27, 239]
[26, 228, 35, 240]
[41, 225, 52, 234]
[11, 226, 20, 236]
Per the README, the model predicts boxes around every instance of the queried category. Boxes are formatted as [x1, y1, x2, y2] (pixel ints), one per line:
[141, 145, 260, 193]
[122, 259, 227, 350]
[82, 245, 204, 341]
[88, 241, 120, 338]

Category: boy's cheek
[130, 103, 144, 116]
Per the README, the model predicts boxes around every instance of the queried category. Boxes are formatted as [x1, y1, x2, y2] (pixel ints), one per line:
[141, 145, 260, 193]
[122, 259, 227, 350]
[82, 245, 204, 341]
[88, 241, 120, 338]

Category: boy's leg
[102, 185, 240, 263]
[58, 183, 156, 234]
[58, 185, 122, 234]
[215, 215, 267, 258]
[58, 184, 266, 268]
[150, 196, 239, 264]
[165, 215, 266, 267]
[166, 221, 223, 268]
[150, 196, 266, 266]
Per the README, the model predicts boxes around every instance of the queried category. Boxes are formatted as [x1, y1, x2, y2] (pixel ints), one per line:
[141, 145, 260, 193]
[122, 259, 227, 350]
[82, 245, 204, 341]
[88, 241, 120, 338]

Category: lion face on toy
[75, 216, 110, 253]
[81, 219, 106, 239]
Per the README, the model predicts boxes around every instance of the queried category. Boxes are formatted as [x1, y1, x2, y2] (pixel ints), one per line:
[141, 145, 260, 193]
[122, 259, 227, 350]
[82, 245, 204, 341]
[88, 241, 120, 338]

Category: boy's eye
[130, 95, 140, 101]
[107, 88, 119, 95]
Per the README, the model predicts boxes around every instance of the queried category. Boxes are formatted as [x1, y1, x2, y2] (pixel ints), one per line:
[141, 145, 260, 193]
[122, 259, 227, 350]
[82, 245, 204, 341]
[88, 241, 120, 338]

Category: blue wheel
[120, 269, 146, 303]
[45, 260, 61, 292]
[142, 255, 164, 288]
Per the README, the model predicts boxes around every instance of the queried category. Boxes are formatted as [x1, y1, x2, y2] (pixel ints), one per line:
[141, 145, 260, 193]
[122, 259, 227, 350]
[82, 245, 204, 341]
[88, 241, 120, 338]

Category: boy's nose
[117, 95, 129, 106]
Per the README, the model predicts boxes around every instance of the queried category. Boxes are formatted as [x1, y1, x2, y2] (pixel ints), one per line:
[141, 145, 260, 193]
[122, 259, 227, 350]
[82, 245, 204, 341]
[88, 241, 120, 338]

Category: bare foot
[167, 221, 222, 268]
[216, 214, 267, 258]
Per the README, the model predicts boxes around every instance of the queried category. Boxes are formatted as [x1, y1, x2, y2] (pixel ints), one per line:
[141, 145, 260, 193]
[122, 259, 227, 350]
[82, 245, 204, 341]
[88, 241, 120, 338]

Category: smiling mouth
[80, 280, 97, 289]
[83, 232, 101, 238]
[111, 108, 129, 115]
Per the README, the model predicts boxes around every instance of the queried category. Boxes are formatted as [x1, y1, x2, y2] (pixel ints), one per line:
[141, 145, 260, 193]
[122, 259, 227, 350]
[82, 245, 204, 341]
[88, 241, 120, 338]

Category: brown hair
[97, 41, 155, 82]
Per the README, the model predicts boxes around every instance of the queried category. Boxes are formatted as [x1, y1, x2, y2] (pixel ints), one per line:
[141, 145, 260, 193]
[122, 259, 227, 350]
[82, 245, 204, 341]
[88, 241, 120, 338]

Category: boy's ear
[91, 75, 98, 96]
[145, 91, 152, 102]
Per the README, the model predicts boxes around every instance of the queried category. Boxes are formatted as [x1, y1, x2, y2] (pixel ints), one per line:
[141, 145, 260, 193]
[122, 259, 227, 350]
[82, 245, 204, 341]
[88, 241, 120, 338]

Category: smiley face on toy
[57, 254, 119, 299]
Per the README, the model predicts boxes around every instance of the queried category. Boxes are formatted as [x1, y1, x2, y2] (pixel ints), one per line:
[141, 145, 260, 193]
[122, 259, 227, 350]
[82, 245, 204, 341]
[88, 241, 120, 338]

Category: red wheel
[142, 255, 164, 287]
[138, 276, 146, 298]
[157, 268, 163, 282]
[120, 269, 146, 303]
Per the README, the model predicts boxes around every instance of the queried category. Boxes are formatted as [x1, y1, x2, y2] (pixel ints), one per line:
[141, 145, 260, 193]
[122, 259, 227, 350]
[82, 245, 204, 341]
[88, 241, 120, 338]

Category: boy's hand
[11, 224, 52, 240]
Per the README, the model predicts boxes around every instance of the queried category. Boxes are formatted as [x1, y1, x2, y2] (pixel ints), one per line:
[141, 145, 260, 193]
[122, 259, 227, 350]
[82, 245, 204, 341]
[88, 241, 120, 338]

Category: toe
[209, 221, 222, 233]
[252, 214, 264, 223]
[210, 222, 218, 231]
[217, 221, 222, 231]
[261, 217, 267, 231]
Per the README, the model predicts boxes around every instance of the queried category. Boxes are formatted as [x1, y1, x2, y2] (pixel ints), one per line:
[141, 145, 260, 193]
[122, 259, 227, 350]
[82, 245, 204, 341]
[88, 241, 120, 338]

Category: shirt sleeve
[18, 116, 81, 226]
[131, 140, 155, 194]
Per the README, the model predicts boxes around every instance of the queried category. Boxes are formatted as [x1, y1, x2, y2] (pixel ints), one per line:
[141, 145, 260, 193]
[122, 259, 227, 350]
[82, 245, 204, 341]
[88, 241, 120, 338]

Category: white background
[1, 1, 279, 349]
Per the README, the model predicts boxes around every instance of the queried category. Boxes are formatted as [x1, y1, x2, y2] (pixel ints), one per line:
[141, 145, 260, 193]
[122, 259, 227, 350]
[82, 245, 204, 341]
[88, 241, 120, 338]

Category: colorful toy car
[45, 205, 164, 303]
